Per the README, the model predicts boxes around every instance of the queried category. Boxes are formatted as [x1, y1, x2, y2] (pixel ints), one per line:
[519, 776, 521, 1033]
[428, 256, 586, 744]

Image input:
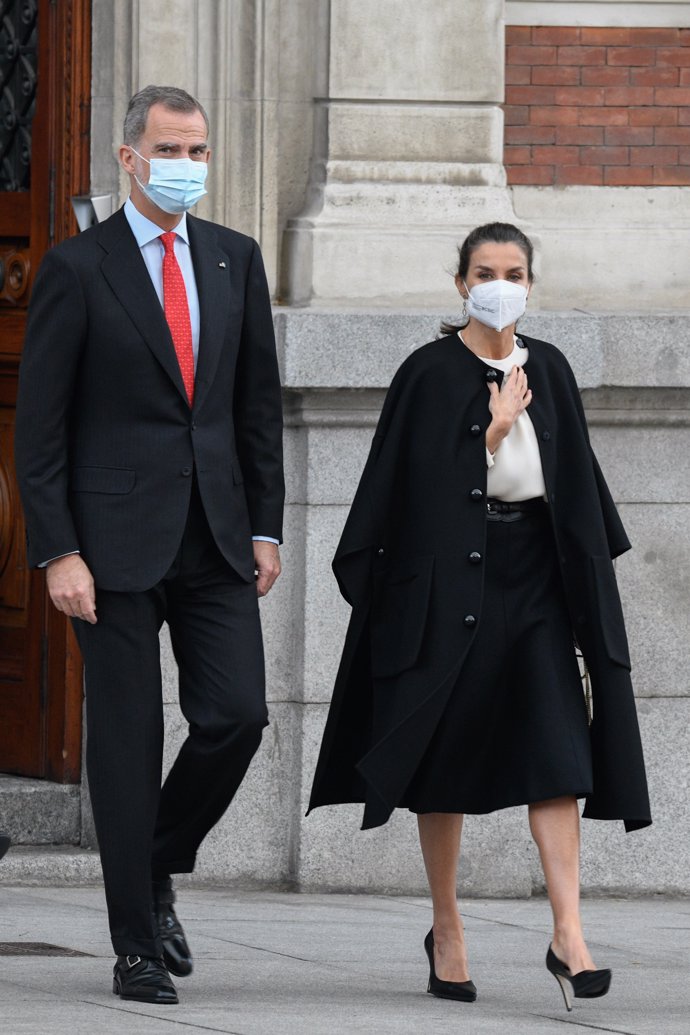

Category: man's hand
[253, 541, 281, 598]
[46, 554, 97, 624]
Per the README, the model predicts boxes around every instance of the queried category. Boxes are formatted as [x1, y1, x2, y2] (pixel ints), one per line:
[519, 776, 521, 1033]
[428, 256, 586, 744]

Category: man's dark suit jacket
[15, 206, 284, 591]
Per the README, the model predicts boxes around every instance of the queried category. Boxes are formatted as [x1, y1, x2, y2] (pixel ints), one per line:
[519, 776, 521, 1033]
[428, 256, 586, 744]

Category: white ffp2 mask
[464, 279, 528, 332]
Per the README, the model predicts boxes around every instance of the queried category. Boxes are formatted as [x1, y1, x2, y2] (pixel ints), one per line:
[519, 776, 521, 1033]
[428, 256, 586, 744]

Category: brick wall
[504, 26, 690, 186]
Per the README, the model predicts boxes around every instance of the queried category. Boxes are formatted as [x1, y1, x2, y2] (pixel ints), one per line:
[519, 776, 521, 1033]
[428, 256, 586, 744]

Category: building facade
[1, 0, 689, 896]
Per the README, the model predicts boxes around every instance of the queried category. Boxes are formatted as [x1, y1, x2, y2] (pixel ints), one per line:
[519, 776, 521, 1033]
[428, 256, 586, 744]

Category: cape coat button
[464, 614, 477, 628]
[470, 488, 484, 501]
[468, 551, 482, 564]
[469, 424, 482, 437]
[485, 369, 499, 383]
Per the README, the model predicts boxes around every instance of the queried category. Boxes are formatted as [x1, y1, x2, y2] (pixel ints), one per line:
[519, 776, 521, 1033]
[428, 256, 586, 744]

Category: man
[15, 86, 284, 1004]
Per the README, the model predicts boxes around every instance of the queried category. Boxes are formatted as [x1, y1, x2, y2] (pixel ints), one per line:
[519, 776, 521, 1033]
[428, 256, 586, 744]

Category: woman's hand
[486, 366, 532, 455]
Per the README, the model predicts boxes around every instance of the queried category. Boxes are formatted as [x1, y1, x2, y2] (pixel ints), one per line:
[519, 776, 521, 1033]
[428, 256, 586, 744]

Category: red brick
[680, 148, 690, 164]
[604, 167, 654, 186]
[533, 27, 581, 46]
[604, 126, 654, 146]
[631, 145, 678, 165]
[587, 28, 678, 46]
[507, 45, 558, 66]
[558, 46, 606, 66]
[532, 66, 580, 86]
[631, 67, 679, 87]
[580, 145, 629, 166]
[532, 145, 579, 165]
[657, 48, 690, 67]
[656, 87, 690, 105]
[680, 109, 690, 125]
[555, 165, 604, 186]
[607, 47, 656, 66]
[505, 65, 532, 85]
[506, 85, 557, 105]
[504, 105, 530, 126]
[505, 125, 556, 145]
[604, 86, 655, 106]
[506, 165, 554, 185]
[682, 69, 690, 85]
[504, 146, 532, 165]
[655, 126, 690, 145]
[681, 30, 690, 46]
[653, 165, 690, 185]
[627, 29, 682, 46]
[506, 26, 532, 45]
[555, 86, 605, 106]
[581, 67, 629, 86]
[556, 126, 604, 146]
[530, 106, 580, 126]
[580, 28, 635, 46]
[578, 107, 629, 127]
[629, 107, 678, 126]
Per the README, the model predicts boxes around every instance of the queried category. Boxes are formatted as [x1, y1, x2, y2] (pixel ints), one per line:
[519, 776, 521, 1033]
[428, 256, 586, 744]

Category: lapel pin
[218, 261, 227, 269]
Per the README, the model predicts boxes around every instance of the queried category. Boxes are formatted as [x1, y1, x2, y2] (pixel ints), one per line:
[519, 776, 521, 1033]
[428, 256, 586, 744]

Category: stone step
[0, 775, 81, 845]
[0, 846, 101, 885]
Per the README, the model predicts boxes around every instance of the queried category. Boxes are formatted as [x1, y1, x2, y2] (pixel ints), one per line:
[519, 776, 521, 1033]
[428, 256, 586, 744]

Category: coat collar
[96, 207, 230, 412]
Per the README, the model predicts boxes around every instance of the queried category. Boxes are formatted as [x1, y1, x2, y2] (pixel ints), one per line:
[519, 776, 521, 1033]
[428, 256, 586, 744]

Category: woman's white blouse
[467, 336, 547, 502]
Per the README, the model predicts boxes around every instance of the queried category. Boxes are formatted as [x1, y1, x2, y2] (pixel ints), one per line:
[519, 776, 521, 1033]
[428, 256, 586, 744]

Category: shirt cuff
[252, 536, 280, 545]
[486, 448, 495, 469]
[38, 550, 80, 569]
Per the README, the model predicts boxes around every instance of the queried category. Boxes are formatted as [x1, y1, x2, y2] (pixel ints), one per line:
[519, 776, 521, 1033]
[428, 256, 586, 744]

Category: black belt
[486, 497, 545, 520]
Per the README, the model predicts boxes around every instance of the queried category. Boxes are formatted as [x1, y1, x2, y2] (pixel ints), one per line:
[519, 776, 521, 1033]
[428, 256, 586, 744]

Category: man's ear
[119, 145, 136, 174]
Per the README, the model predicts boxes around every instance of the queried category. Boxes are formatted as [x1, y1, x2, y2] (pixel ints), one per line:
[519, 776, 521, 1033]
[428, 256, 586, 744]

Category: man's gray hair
[123, 85, 209, 146]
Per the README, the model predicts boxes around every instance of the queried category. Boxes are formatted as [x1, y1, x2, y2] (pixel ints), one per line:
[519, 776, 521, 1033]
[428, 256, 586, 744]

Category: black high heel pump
[424, 929, 477, 1002]
[546, 945, 612, 1012]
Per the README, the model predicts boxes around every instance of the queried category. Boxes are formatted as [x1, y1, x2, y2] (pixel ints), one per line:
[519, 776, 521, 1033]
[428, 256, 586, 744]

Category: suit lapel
[97, 208, 189, 404]
[187, 215, 231, 413]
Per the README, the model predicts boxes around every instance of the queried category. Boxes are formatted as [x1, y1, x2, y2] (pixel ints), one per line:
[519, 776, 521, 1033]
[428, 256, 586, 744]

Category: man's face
[120, 102, 210, 193]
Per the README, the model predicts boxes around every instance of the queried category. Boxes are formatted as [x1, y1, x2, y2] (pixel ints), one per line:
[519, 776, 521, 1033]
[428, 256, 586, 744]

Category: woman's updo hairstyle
[440, 222, 535, 335]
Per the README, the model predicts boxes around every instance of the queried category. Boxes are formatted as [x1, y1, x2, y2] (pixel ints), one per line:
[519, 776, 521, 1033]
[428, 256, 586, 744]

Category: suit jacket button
[470, 488, 484, 501]
[464, 614, 477, 628]
[485, 369, 499, 383]
[468, 551, 482, 564]
[469, 424, 482, 437]
[181, 466, 192, 476]
[542, 430, 551, 441]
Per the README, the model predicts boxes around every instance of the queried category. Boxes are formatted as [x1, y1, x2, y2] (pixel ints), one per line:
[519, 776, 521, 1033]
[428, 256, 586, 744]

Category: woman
[308, 223, 651, 1011]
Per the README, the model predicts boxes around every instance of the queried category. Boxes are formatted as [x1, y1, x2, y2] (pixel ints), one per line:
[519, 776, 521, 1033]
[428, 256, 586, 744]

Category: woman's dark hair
[440, 222, 535, 335]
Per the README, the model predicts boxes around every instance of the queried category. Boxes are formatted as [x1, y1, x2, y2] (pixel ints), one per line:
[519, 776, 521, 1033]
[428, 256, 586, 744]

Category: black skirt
[402, 503, 593, 815]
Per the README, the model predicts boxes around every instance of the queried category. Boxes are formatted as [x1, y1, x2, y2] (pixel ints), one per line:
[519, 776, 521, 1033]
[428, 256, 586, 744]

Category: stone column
[283, 0, 513, 305]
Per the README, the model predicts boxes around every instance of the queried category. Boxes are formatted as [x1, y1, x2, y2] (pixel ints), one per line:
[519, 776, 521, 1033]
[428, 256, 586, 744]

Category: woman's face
[455, 241, 531, 297]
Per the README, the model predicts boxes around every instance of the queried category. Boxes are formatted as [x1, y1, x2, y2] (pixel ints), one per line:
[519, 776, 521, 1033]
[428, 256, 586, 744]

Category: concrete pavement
[0, 884, 687, 1034]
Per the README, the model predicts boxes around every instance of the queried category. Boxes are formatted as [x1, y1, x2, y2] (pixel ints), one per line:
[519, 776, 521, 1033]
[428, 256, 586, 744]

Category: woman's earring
[462, 296, 468, 319]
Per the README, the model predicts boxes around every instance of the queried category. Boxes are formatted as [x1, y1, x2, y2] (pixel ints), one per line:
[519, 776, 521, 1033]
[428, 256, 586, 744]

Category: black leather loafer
[153, 877, 193, 977]
[112, 954, 178, 1004]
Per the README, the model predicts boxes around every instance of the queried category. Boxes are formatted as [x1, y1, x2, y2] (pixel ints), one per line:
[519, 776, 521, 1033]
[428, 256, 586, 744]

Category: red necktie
[160, 231, 194, 405]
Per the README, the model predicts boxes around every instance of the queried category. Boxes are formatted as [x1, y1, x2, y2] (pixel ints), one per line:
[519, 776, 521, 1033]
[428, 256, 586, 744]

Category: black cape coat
[308, 333, 651, 833]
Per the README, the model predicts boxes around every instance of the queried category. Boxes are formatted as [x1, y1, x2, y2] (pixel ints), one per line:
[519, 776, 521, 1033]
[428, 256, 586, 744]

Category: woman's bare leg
[529, 796, 596, 973]
[417, 812, 471, 981]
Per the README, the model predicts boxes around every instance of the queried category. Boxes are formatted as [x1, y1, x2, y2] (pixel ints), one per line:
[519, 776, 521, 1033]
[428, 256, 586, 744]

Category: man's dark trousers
[73, 478, 267, 957]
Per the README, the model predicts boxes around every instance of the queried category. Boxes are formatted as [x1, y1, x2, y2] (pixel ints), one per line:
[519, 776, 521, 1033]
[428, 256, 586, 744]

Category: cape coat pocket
[371, 554, 434, 678]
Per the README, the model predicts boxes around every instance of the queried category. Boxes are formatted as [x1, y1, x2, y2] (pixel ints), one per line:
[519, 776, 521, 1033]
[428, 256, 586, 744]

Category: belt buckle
[487, 500, 498, 515]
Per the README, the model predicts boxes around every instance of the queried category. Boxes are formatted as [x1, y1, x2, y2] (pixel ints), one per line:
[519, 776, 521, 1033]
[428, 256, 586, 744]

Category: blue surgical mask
[131, 148, 208, 214]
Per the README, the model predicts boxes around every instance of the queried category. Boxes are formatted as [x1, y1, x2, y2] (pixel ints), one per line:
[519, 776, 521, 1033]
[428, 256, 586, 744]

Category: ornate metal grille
[0, 0, 38, 191]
